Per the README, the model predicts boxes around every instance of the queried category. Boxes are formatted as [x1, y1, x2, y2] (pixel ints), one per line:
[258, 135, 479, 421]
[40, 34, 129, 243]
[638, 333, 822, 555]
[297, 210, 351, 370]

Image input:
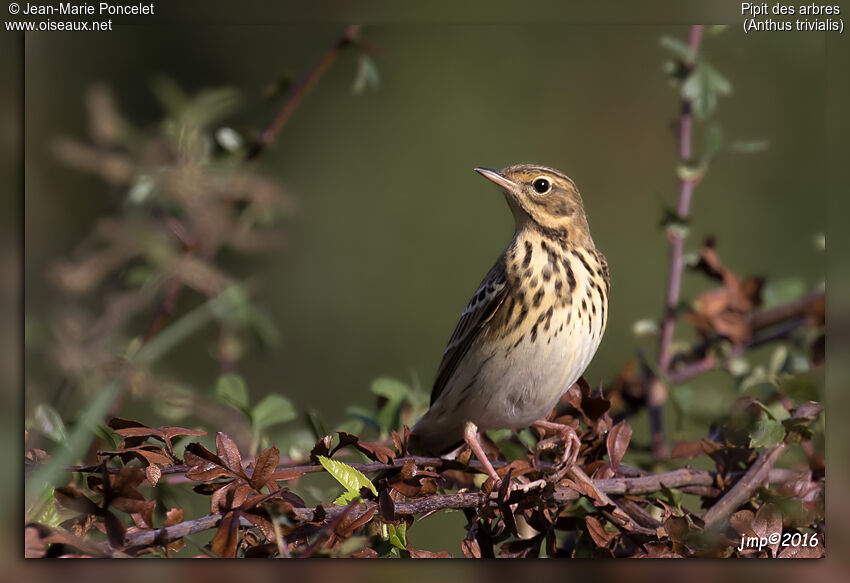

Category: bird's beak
[474, 167, 516, 191]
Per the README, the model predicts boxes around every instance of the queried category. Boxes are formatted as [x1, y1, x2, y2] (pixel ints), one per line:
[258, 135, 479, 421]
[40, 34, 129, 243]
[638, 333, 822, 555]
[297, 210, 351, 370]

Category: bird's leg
[463, 421, 502, 484]
[532, 419, 581, 470]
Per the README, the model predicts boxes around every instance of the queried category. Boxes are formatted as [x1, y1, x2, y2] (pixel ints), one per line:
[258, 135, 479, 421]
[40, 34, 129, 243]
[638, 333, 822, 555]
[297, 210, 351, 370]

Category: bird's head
[474, 164, 593, 246]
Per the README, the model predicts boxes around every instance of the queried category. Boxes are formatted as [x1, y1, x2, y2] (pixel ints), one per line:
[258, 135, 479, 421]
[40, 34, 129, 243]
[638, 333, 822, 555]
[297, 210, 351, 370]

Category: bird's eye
[533, 178, 551, 194]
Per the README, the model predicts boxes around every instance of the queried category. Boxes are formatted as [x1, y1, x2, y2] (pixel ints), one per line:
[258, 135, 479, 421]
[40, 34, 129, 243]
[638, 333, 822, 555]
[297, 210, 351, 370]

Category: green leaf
[703, 125, 724, 162]
[386, 522, 407, 550]
[251, 394, 296, 431]
[768, 346, 789, 376]
[352, 54, 381, 94]
[660, 36, 697, 63]
[215, 374, 249, 412]
[345, 405, 381, 433]
[215, 127, 243, 152]
[370, 377, 411, 401]
[318, 456, 377, 506]
[683, 61, 732, 119]
[762, 277, 806, 309]
[371, 377, 411, 433]
[749, 413, 786, 448]
[632, 318, 659, 337]
[31, 404, 67, 443]
[728, 140, 769, 154]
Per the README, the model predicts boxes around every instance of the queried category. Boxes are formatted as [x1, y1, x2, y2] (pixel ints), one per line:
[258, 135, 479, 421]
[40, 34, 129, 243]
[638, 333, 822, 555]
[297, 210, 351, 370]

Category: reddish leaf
[778, 542, 824, 558]
[349, 548, 379, 558]
[242, 511, 276, 542]
[55, 487, 102, 516]
[499, 535, 543, 558]
[215, 432, 246, 478]
[585, 515, 616, 548]
[461, 538, 482, 558]
[410, 548, 453, 558]
[753, 503, 783, 556]
[210, 511, 240, 558]
[211, 482, 253, 514]
[353, 439, 395, 464]
[164, 507, 184, 527]
[270, 468, 306, 482]
[686, 238, 763, 345]
[249, 446, 280, 491]
[730, 510, 756, 538]
[145, 464, 162, 487]
[184, 443, 241, 482]
[309, 435, 333, 463]
[606, 420, 632, 472]
[335, 505, 377, 539]
[664, 515, 690, 555]
[378, 489, 396, 522]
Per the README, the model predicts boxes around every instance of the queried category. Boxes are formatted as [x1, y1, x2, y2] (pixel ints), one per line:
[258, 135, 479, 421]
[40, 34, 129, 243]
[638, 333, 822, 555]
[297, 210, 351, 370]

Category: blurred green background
[25, 25, 825, 431]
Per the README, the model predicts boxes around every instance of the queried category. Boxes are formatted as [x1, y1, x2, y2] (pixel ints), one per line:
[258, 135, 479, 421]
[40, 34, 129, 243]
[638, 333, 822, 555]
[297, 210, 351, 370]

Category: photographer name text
[18, 2, 153, 16]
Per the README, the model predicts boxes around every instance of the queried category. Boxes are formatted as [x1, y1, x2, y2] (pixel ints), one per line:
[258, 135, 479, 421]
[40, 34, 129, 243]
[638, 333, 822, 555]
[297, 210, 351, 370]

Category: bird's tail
[408, 412, 465, 457]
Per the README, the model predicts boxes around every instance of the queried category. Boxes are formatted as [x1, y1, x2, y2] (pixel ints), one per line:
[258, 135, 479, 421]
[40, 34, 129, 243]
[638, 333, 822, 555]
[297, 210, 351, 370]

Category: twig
[652, 24, 706, 459]
[703, 443, 788, 528]
[247, 25, 362, 160]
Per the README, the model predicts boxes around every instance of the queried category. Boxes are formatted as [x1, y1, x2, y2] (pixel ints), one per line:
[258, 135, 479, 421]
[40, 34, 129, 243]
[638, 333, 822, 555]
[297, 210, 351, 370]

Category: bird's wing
[430, 259, 509, 406]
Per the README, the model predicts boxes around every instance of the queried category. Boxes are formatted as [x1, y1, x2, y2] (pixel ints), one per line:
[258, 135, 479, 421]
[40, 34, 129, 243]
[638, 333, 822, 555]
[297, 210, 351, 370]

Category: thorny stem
[247, 25, 363, 160]
[652, 24, 705, 459]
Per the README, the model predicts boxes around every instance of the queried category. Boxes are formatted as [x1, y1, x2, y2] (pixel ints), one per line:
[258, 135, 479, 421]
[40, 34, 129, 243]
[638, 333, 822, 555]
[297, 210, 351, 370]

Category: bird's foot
[463, 421, 514, 497]
[532, 419, 581, 473]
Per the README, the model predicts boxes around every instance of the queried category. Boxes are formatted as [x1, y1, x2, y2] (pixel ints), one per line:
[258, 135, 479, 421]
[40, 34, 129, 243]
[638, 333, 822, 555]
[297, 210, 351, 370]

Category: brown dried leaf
[215, 432, 246, 478]
[349, 548, 379, 558]
[210, 511, 240, 558]
[687, 239, 763, 345]
[664, 515, 690, 555]
[335, 505, 378, 540]
[378, 489, 396, 522]
[269, 468, 306, 482]
[184, 442, 241, 482]
[54, 486, 102, 516]
[164, 507, 184, 527]
[606, 420, 632, 471]
[753, 503, 783, 556]
[585, 515, 616, 548]
[242, 511, 276, 542]
[410, 548, 453, 558]
[250, 446, 280, 491]
[499, 535, 543, 558]
[309, 435, 334, 463]
[461, 538, 482, 558]
[778, 542, 824, 558]
[730, 510, 756, 538]
[145, 464, 162, 487]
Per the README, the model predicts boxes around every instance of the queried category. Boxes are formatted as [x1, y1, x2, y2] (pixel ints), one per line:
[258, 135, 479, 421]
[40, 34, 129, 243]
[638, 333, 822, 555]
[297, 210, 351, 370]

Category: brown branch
[703, 443, 788, 528]
[652, 24, 705, 459]
[247, 25, 362, 160]
[122, 467, 717, 548]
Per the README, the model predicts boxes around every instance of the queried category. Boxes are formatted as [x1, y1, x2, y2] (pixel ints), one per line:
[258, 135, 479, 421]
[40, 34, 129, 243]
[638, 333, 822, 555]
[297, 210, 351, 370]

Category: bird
[409, 164, 609, 485]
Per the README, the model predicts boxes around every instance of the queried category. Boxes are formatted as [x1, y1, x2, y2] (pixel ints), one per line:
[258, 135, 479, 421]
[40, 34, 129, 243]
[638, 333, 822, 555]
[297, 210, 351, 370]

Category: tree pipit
[410, 164, 609, 488]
